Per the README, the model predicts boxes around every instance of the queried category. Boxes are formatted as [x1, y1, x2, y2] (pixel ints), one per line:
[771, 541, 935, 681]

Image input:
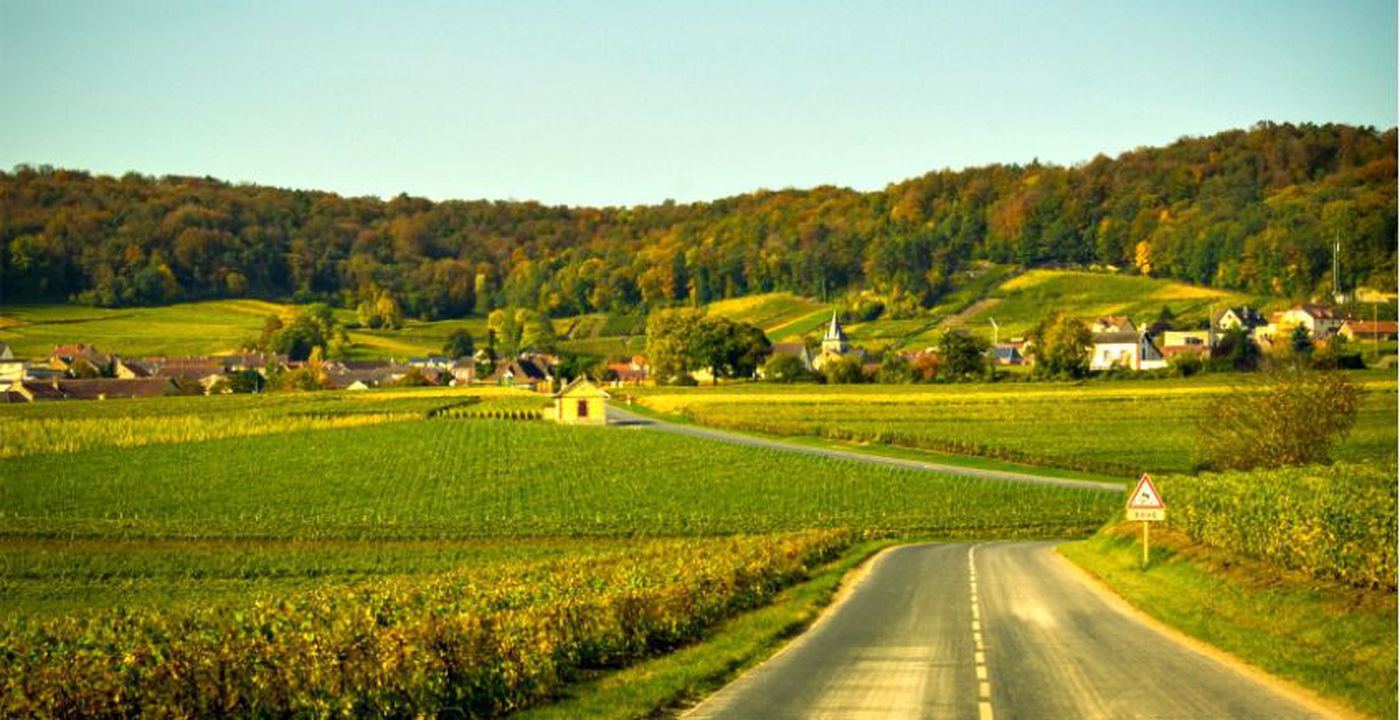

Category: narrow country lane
[685, 542, 1329, 720]
[605, 406, 1121, 492]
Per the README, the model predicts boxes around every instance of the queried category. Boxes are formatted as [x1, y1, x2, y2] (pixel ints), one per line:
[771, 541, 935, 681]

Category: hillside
[0, 269, 1285, 360]
[2, 123, 1394, 324]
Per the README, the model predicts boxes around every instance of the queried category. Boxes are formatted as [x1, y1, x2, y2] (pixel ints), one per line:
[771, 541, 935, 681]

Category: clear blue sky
[2, 0, 1394, 207]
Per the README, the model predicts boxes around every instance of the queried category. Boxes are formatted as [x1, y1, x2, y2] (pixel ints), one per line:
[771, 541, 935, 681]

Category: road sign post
[1126, 473, 1166, 569]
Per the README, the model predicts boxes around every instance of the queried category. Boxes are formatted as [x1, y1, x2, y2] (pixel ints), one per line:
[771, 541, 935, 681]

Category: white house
[1271, 304, 1345, 339]
[1090, 331, 1167, 371]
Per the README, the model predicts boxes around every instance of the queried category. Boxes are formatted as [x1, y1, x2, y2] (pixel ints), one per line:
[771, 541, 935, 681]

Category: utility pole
[989, 318, 999, 348]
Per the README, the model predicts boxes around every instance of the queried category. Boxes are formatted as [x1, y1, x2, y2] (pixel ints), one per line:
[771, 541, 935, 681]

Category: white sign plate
[1126, 473, 1166, 522]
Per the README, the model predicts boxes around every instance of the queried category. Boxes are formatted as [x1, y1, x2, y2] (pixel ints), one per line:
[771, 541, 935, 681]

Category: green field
[633, 373, 1399, 476]
[0, 268, 1294, 361]
[943, 269, 1260, 342]
[0, 386, 1120, 715]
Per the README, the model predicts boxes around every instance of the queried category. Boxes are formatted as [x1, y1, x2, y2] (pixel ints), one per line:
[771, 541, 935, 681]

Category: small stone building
[553, 377, 610, 426]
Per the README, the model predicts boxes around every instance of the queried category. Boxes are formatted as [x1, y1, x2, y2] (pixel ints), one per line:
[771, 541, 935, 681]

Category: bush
[1196, 369, 1361, 471]
[763, 353, 815, 383]
[1155, 461, 1396, 589]
[821, 355, 866, 384]
[1166, 349, 1206, 377]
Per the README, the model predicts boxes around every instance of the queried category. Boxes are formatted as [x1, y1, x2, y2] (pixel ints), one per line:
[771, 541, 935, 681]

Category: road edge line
[1050, 544, 1363, 720]
[679, 541, 906, 718]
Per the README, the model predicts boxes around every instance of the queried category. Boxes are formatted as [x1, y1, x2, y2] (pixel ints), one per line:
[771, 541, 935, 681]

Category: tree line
[2, 122, 1394, 317]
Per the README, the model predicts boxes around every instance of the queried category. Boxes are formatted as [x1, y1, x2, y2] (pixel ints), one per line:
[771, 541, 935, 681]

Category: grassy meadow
[2, 268, 1281, 361]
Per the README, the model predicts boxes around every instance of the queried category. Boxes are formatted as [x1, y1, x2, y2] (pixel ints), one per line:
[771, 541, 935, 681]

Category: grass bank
[516, 539, 892, 719]
[1060, 525, 1397, 719]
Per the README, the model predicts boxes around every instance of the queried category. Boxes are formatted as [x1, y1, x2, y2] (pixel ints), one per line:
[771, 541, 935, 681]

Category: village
[1, 301, 1392, 405]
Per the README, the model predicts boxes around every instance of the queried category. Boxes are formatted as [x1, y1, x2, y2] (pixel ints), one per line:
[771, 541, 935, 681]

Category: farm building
[1339, 320, 1398, 342]
[1270, 305, 1345, 338]
[1089, 332, 1166, 371]
[1213, 306, 1266, 332]
[553, 377, 609, 426]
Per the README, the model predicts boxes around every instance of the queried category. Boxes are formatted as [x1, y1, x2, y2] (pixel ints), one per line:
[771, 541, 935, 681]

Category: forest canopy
[1, 122, 1394, 319]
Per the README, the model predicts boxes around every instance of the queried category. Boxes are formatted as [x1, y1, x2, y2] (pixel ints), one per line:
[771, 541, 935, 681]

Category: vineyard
[0, 385, 1124, 715]
[633, 374, 1399, 476]
[0, 532, 849, 717]
[0, 413, 1117, 540]
[1154, 461, 1398, 589]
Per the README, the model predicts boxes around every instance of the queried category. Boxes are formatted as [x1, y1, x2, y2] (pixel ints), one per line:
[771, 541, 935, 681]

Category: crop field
[634, 373, 1399, 476]
[0, 386, 526, 458]
[0, 385, 1120, 715]
[1, 532, 849, 717]
[0, 409, 1116, 540]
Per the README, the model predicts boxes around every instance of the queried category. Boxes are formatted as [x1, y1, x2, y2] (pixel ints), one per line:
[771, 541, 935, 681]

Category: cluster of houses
[763, 304, 1395, 376]
[1, 303, 1390, 403]
[0, 342, 617, 402]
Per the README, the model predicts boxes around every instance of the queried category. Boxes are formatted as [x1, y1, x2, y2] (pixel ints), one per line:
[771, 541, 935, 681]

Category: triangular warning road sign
[1127, 473, 1166, 510]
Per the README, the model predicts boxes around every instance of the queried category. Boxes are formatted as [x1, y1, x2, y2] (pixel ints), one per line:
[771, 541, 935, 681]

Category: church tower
[822, 311, 849, 354]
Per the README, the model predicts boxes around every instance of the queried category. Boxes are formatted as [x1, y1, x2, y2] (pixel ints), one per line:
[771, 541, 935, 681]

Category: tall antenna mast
[1333, 232, 1343, 303]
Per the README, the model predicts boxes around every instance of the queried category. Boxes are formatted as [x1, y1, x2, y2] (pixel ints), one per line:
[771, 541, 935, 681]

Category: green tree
[763, 353, 813, 383]
[1030, 312, 1092, 378]
[875, 354, 915, 384]
[938, 329, 989, 380]
[443, 328, 475, 358]
[822, 355, 866, 384]
[1197, 369, 1361, 470]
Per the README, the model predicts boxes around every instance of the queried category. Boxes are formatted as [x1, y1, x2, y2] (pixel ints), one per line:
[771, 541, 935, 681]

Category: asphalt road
[606, 406, 1122, 493]
[686, 542, 1327, 720]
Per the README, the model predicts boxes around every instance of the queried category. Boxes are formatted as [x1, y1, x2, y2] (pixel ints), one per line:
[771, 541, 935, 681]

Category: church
[812, 312, 865, 370]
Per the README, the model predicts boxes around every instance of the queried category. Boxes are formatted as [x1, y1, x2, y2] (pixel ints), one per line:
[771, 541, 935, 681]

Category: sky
[1, 0, 1395, 207]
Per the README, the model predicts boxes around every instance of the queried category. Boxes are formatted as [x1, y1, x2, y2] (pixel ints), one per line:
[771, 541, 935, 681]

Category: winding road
[685, 542, 1329, 720]
[606, 406, 1121, 492]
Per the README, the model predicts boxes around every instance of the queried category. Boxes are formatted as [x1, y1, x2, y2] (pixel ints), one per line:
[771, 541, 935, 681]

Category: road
[606, 406, 1121, 493]
[686, 542, 1328, 720]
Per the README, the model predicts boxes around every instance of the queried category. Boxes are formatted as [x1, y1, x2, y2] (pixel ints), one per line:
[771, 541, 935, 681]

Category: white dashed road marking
[969, 546, 994, 720]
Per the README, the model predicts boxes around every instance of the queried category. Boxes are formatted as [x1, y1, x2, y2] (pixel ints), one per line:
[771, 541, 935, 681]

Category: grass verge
[514, 539, 893, 719]
[1060, 524, 1397, 719]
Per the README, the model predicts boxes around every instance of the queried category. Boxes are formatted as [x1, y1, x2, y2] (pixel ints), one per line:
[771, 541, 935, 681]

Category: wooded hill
[2, 122, 1394, 320]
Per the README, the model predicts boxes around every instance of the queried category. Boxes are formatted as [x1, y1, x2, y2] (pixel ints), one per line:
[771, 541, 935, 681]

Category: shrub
[1155, 461, 1396, 589]
[1196, 369, 1361, 471]
[763, 353, 814, 383]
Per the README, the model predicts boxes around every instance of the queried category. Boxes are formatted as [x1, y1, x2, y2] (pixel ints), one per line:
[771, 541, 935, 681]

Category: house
[22, 364, 65, 382]
[552, 376, 609, 426]
[1161, 330, 1211, 348]
[1271, 304, 1345, 339]
[812, 312, 865, 370]
[449, 358, 477, 386]
[150, 358, 225, 383]
[50, 344, 110, 376]
[222, 352, 287, 374]
[1213, 307, 1266, 332]
[1090, 316, 1136, 334]
[992, 344, 1025, 366]
[54, 378, 180, 401]
[6, 381, 67, 402]
[765, 343, 815, 373]
[113, 357, 155, 379]
[0, 344, 23, 382]
[606, 355, 649, 386]
[1090, 331, 1167, 371]
[408, 355, 455, 370]
[1339, 320, 1399, 342]
[488, 356, 553, 391]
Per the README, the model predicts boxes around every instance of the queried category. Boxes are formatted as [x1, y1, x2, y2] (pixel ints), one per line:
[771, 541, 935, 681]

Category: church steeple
[822, 311, 848, 353]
